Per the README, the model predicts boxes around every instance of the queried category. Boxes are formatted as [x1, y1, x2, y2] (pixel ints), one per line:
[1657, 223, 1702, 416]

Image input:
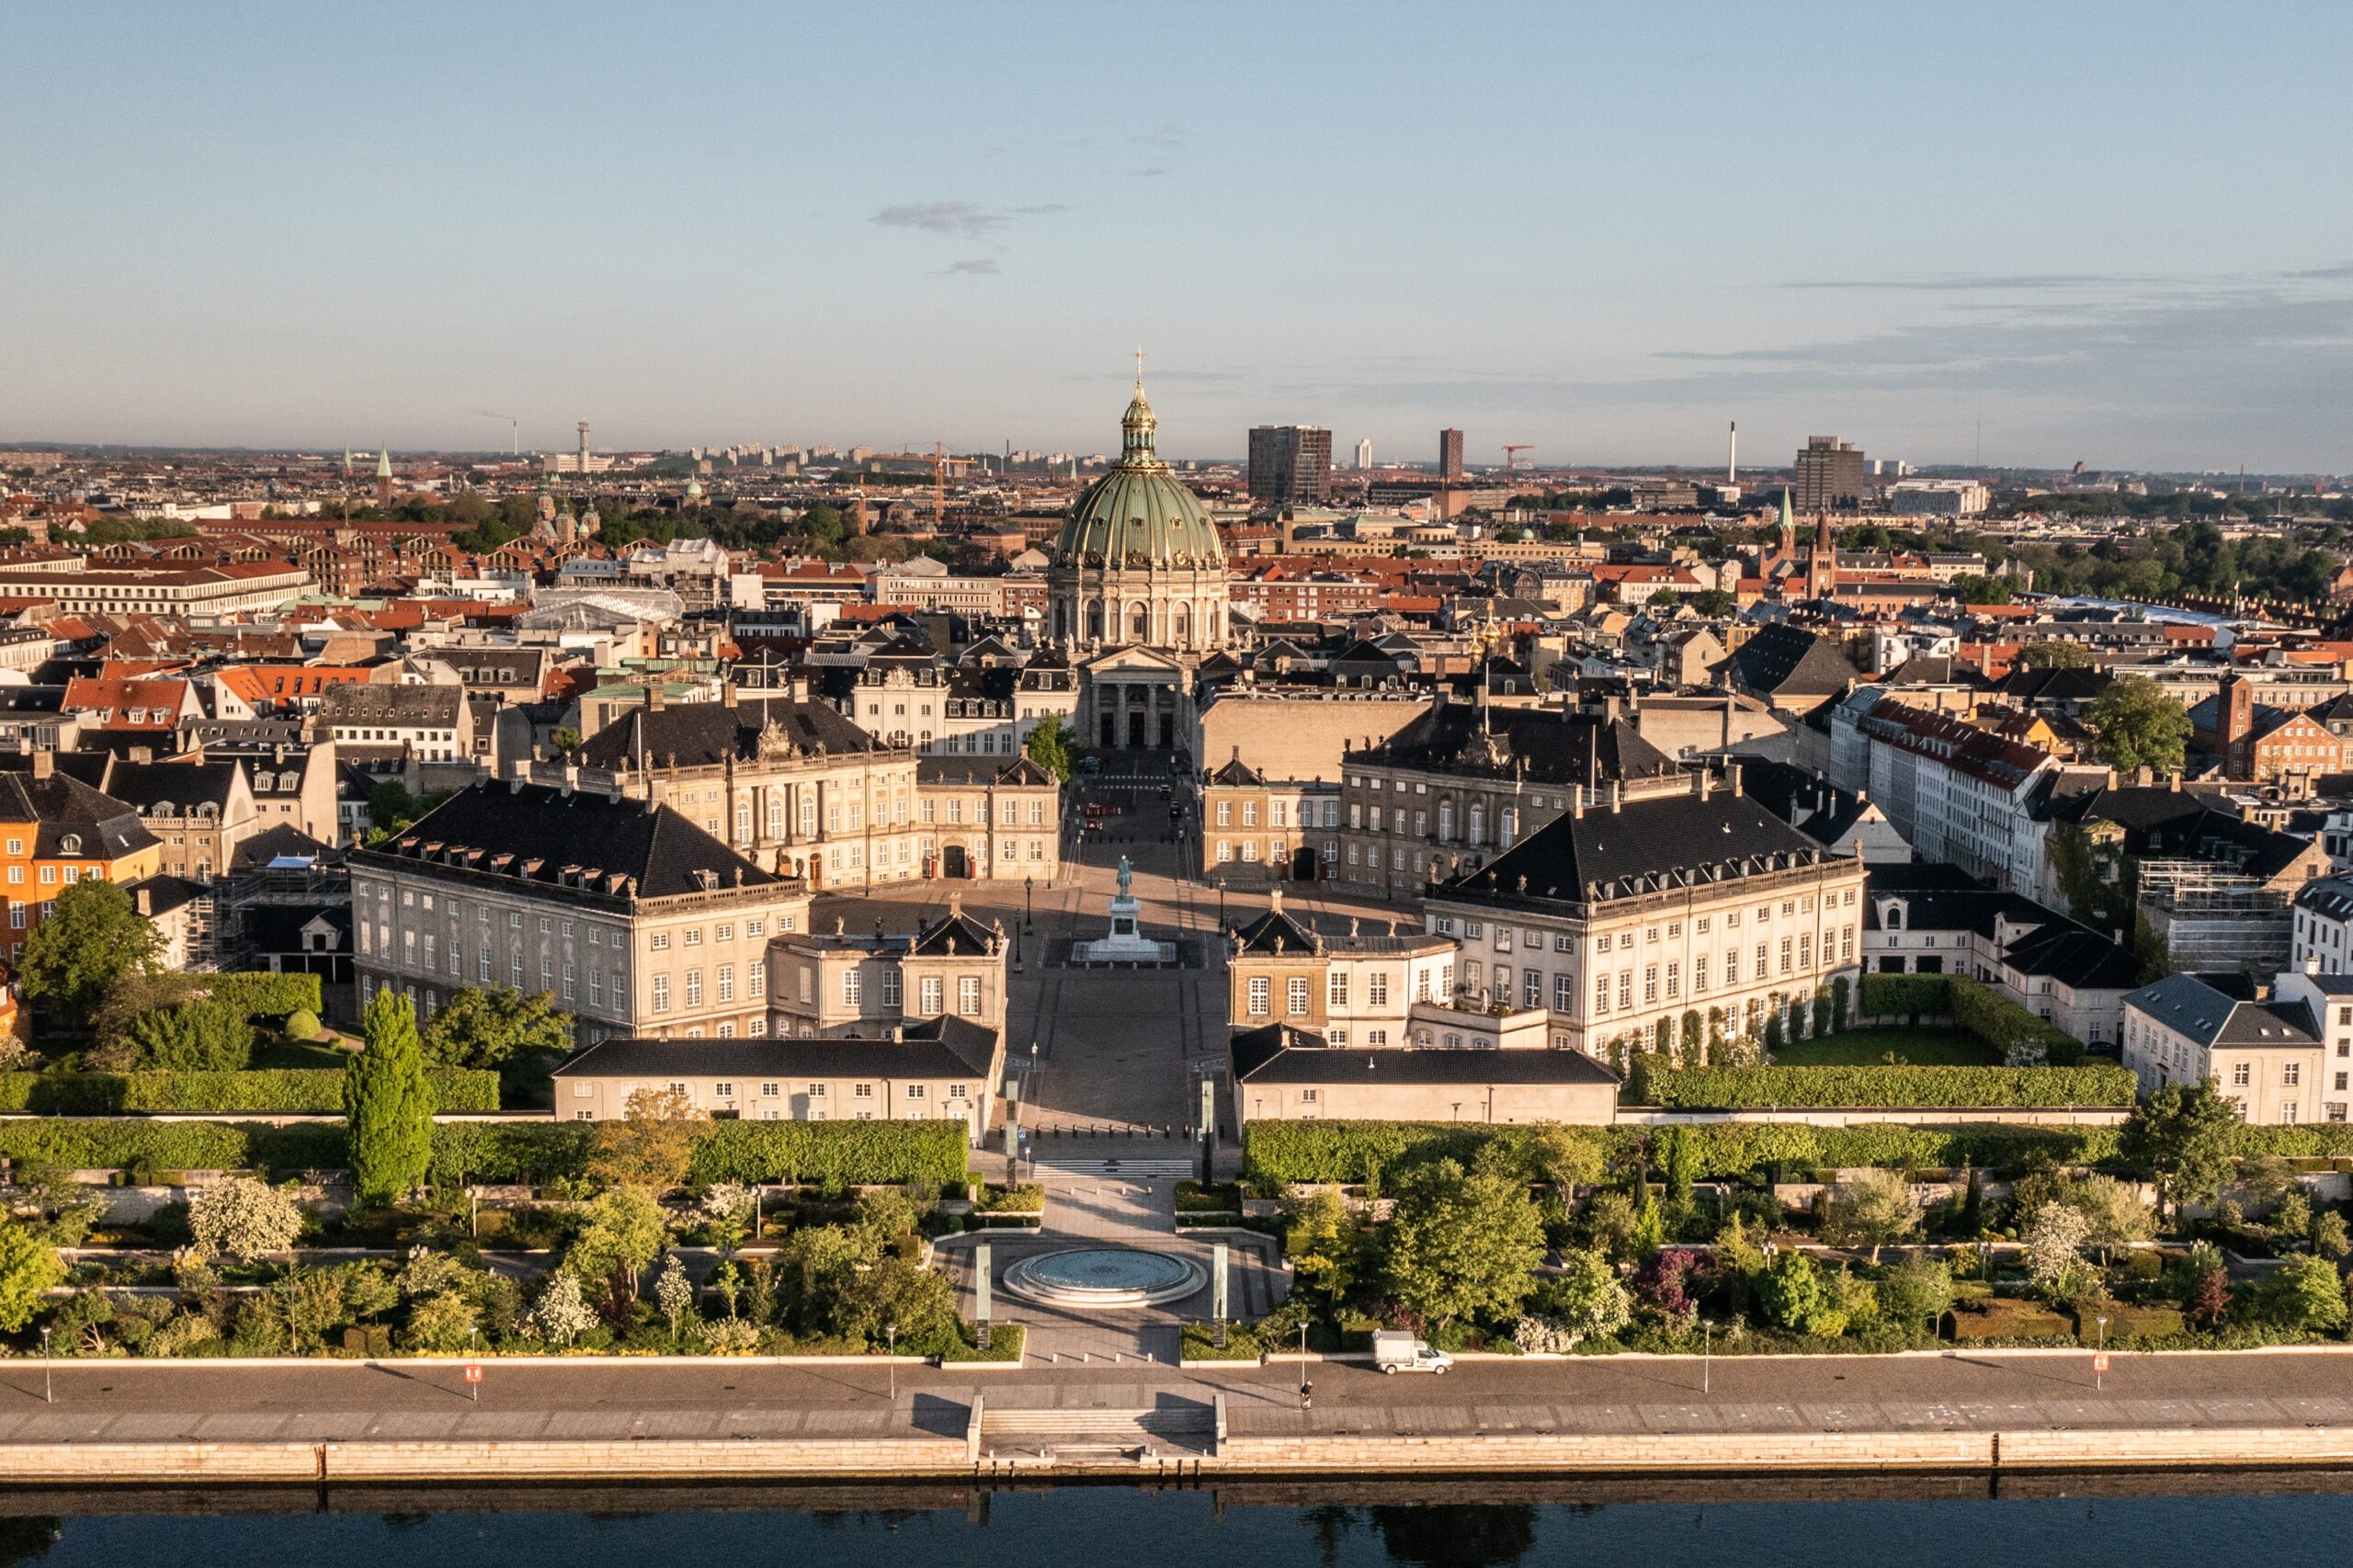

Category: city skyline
[6, 2, 2352, 471]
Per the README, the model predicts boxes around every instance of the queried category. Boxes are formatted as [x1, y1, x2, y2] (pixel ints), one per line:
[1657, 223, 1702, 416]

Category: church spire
[1120, 349, 1161, 466]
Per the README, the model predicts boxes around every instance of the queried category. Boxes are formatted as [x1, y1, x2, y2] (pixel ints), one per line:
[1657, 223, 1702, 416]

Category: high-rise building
[1438, 427, 1465, 483]
[1246, 426, 1332, 506]
[1794, 436, 1867, 513]
[1354, 437, 1374, 471]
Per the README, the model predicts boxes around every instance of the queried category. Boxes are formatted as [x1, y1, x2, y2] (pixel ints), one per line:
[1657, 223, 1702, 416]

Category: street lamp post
[1299, 1321, 1312, 1412]
[1216, 877, 1227, 933]
[887, 1324, 899, 1403]
[1702, 1319, 1711, 1395]
[40, 1327, 51, 1406]
[1024, 875, 1034, 933]
[2096, 1313, 2109, 1392]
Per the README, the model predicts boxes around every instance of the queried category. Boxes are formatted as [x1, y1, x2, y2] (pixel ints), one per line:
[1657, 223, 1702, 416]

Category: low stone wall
[1214, 1425, 2353, 1472]
[0, 1437, 971, 1483]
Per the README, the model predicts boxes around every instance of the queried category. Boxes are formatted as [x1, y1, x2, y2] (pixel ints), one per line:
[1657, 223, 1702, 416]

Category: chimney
[130, 745, 152, 765]
[1698, 770, 1711, 801]
[647, 687, 665, 712]
[1571, 784, 1585, 820]
[29, 751, 51, 780]
[135, 886, 152, 916]
[1609, 780, 1622, 813]
[1730, 763, 1743, 798]
[722, 683, 738, 710]
[2106, 767, 2118, 790]
[2168, 771, 2181, 792]
[2308, 954, 2324, 976]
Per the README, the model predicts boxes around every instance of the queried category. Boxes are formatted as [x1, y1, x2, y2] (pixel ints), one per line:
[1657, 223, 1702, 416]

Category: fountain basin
[1000, 1247, 1208, 1309]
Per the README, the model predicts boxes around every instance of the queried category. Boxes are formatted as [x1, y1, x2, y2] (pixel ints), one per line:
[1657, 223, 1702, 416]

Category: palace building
[1048, 372, 1232, 752]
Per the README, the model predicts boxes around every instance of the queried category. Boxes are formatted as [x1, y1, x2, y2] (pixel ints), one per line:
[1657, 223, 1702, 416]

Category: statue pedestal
[1073, 892, 1174, 964]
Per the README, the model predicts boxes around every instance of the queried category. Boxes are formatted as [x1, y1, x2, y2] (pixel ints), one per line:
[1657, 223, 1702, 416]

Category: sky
[6, 1, 2353, 473]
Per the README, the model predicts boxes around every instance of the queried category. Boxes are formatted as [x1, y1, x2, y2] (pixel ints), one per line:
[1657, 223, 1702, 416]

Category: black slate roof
[1354, 704, 1678, 788]
[577, 696, 878, 769]
[358, 781, 781, 902]
[1233, 1037, 1621, 1088]
[1717, 623, 1858, 700]
[1438, 787, 1838, 911]
[554, 1015, 995, 1081]
[0, 769, 158, 860]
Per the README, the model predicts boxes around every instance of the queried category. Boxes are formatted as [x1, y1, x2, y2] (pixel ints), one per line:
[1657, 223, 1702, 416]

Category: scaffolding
[2136, 858, 2291, 973]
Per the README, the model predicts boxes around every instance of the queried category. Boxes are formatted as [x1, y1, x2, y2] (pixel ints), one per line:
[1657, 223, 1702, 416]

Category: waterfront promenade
[6, 1348, 2353, 1479]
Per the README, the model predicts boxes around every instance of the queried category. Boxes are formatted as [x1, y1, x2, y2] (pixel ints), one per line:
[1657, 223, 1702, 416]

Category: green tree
[1023, 713, 1076, 782]
[421, 985, 575, 1069]
[1876, 1255, 1954, 1336]
[2065, 1173, 2155, 1263]
[2255, 1253, 2349, 1333]
[1688, 588, 1737, 618]
[564, 1186, 669, 1306]
[2086, 674, 2192, 775]
[0, 1219, 63, 1331]
[2120, 1078, 2241, 1223]
[19, 880, 158, 1028]
[551, 726, 583, 755]
[343, 989, 436, 1204]
[1380, 1159, 1545, 1333]
[2014, 640, 2093, 669]
[1951, 574, 2018, 606]
[1756, 1250, 1846, 1335]
[1646, 588, 1683, 612]
[585, 1085, 703, 1191]
[1821, 1169, 1922, 1261]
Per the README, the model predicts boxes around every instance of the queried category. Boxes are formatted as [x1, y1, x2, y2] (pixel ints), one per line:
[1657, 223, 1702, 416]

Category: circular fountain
[1000, 1247, 1208, 1309]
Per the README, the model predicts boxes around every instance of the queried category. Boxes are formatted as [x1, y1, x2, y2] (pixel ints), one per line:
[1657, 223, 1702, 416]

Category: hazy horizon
[6, 2, 2351, 473]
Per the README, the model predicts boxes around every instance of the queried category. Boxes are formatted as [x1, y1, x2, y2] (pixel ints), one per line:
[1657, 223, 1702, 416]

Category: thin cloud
[870, 201, 1069, 238]
[944, 259, 1000, 276]
[1783, 272, 2143, 292]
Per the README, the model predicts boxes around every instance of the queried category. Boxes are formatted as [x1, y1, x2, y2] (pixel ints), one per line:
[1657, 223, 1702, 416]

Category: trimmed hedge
[0, 1115, 967, 1184]
[1243, 1118, 2131, 1187]
[1859, 972, 1950, 1021]
[1643, 1062, 2135, 1109]
[0, 1069, 499, 1114]
[1949, 976, 2082, 1065]
[688, 1120, 971, 1186]
[199, 972, 324, 1018]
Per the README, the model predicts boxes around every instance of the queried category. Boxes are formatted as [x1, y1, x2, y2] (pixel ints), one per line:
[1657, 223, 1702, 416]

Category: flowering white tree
[2024, 1200, 2093, 1300]
[654, 1254, 698, 1343]
[187, 1177, 303, 1261]
[527, 1271, 597, 1348]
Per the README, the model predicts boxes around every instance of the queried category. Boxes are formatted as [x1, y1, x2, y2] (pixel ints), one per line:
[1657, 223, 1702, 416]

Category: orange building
[0, 755, 163, 964]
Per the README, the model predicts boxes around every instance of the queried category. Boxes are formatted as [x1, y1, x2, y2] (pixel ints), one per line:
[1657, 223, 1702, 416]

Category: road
[5, 1346, 2352, 1449]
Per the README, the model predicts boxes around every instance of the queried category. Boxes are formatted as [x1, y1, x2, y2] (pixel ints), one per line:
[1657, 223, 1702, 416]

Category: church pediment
[1081, 645, 1185, 674]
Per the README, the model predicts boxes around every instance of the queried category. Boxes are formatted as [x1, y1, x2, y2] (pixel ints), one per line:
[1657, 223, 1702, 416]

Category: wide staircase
[977, 1399, 1215, 1456]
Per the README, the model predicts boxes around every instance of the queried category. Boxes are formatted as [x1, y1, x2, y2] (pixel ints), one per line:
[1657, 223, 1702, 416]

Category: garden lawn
[254, 1038, 354, 1070]
[1770, 1028, 2000, 1067]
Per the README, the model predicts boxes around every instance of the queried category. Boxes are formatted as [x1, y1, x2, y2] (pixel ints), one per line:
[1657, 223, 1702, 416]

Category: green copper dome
[1053, 381, 1223, 570]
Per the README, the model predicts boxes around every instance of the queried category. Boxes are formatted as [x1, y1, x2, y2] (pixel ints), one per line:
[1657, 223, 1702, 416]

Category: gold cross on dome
[1134, 347, 1144, 390]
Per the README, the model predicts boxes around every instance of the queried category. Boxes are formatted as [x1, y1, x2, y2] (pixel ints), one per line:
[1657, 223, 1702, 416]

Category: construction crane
[873, 442, 977, 524]
[468, 408, 518, 455]
[1501, 444, 1532, 477]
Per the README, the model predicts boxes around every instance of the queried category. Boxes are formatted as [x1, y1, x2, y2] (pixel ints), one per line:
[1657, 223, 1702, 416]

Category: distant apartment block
[1793, 436, 1867, 513]
[1247, 426, 1333, 506]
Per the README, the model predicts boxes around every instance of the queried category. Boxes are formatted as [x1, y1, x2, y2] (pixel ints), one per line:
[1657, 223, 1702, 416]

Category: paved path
[11, 1347, 2353, 1450]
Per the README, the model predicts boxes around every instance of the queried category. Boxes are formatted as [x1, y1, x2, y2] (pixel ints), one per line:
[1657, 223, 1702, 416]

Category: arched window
[1172, 603, 1191, 646]
[1086, 600, 1104, 640]
[1467, 805, 1484, 847]
[1130, 602, 1149, 639]
[1437, 801, 1454, 842]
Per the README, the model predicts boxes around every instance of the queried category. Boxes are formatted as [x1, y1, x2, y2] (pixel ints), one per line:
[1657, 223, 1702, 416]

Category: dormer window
[58, 835, 80, 855]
